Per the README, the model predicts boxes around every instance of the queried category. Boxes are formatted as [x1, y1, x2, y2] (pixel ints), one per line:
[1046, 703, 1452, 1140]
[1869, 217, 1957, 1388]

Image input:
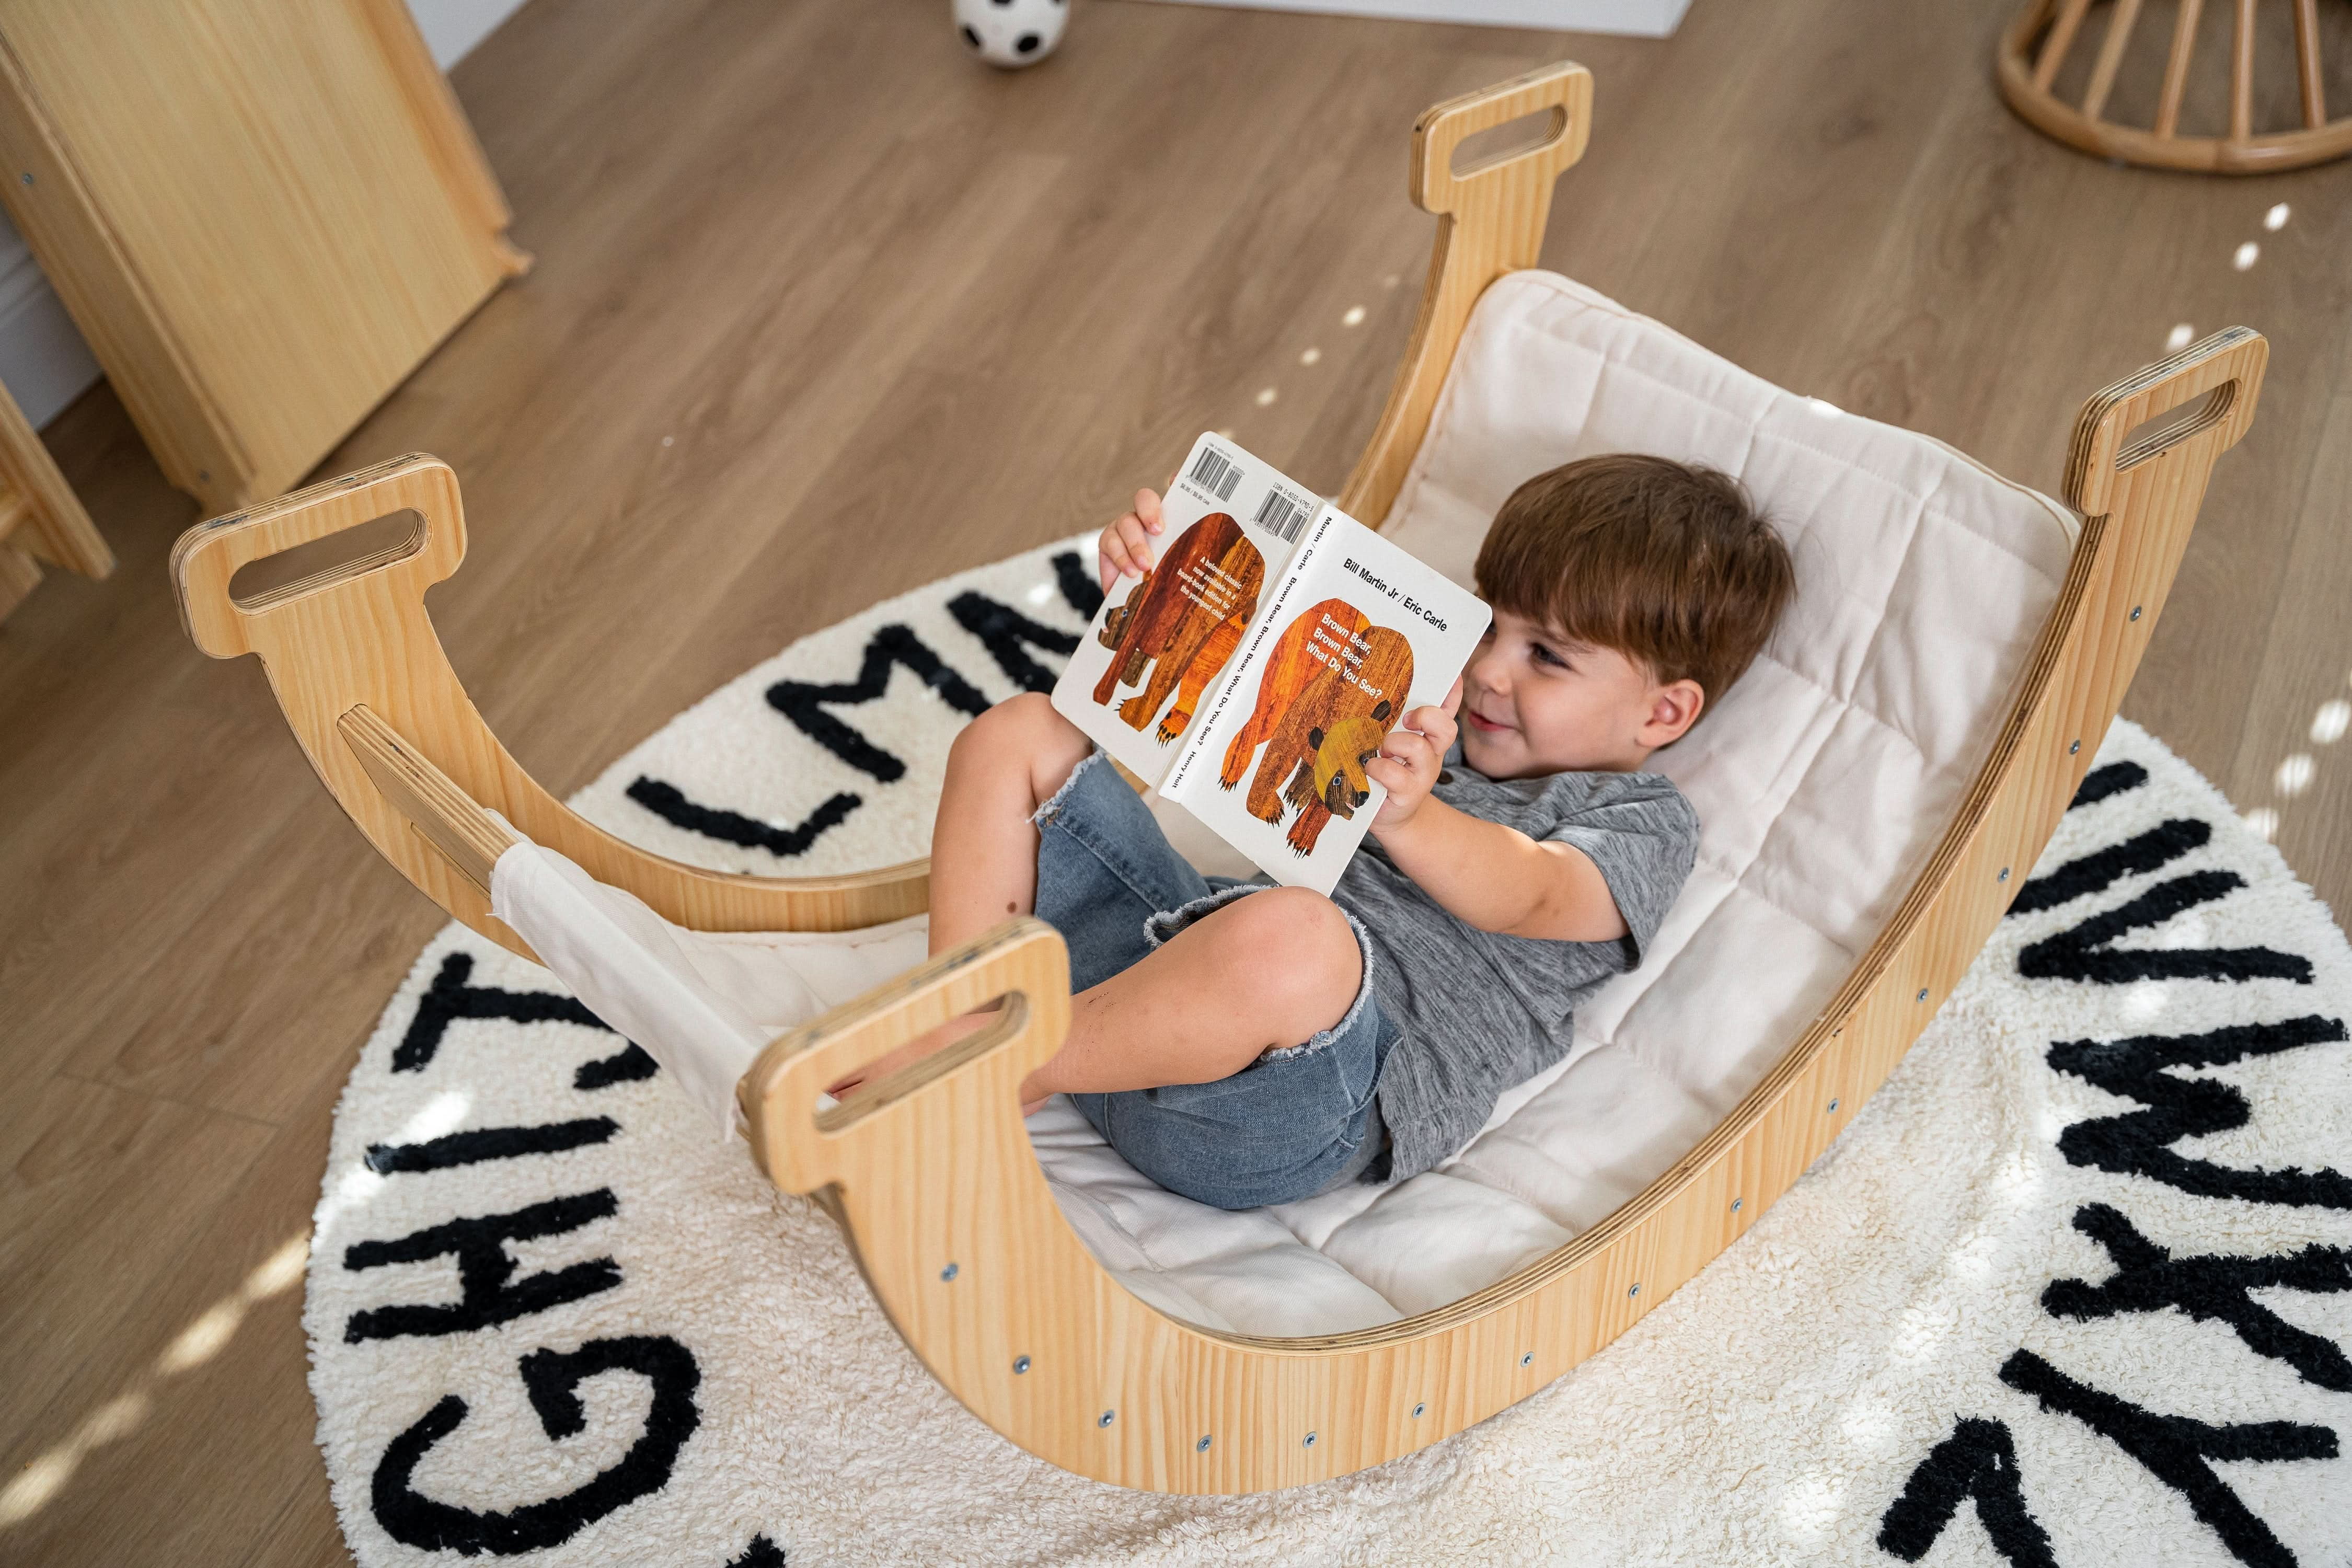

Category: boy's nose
[1466, 649, 1509, 696]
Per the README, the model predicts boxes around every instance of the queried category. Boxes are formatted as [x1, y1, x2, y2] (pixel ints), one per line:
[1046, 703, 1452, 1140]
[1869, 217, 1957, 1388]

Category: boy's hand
[1098, 487, 1167, 592]
[1367, 678, 1462, 831]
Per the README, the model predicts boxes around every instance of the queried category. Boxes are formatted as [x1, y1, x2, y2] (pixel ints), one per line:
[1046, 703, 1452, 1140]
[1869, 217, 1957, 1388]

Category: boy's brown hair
[1473, 454, 1794, 718]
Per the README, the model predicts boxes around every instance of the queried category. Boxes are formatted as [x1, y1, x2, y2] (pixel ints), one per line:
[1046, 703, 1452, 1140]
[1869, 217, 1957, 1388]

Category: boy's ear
[1638, 678, 1706, 750]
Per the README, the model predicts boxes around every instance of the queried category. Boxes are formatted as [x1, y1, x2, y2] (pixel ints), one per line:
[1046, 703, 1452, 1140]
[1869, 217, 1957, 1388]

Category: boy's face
[1457, 608, 1704, 777]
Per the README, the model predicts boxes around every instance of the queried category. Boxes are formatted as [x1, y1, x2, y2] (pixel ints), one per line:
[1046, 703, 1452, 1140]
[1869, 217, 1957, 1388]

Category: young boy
[915, 454, 1794, 1209]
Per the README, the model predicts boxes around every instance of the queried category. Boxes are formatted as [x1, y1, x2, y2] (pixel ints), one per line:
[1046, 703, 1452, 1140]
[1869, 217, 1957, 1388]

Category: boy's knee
[1209, 889, 1362, 1034]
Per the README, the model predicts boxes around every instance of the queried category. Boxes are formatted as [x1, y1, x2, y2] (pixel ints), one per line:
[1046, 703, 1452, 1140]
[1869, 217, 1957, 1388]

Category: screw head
[1520, 1351, 1534, 1367]
[1628, 1283, 1641, 1298]
[17, 171, 29, 185]
[2130, 606, 2143, 621]
[1998, 867, 2011, 882]
[1917, 987, 1930, 1002]
[1196, 1434, 1212, 1452]
[1012, 1355, 1031, 1375]
[2070, 739, 2081, 755]
[1828, 1098, 1841, 1112]
[1099, 1410, 1115, 1427]
[939, 1262, 958, 1282]
[1731, 1197, 1744, 1212]
[1412, 1402, 1426, 1419]
[1303, 1432, 1318, 1447]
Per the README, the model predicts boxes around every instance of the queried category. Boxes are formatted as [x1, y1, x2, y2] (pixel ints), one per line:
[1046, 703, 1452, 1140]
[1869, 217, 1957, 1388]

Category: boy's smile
[1456, 608, 1706, 779]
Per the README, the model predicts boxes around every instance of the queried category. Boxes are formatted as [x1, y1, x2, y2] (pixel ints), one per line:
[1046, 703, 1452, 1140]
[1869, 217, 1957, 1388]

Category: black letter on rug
[765, 624, 989, 783]
[366, 1117, 619, 1175]
[397, 953, 612, 1073]
[1877, 1416, 2056, 1567]
[2048, 1016, 2352, 1207]
[2068, 759, 2148, 810]
[948, 589, 1079, 693]
[394, 953, 655, 1091]
[371, 1335, 700, 1557]
[2044, 1203, 2352, 1390]
[1998, 1348, 2335, 1568]
[1053, 549, 1104, 621]
[625, 777, 863, 859]
[2018, 871, 2312, 986]
[2008, 818, 2211, 916]
[343, 1190, 624, 1342]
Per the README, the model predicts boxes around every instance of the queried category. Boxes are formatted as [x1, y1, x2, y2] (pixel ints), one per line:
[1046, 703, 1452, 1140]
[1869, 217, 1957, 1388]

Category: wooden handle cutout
[2115, 381, 2236, 472]
[813, 993, 1030, 1135]
[228, 508, 426, 612]
[1448, 105, 1570, 180]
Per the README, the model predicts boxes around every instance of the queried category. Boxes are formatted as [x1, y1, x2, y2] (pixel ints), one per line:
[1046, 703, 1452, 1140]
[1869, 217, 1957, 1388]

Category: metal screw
[2130, 606, 2143, 621]
[2070, 739, 2081, 755]
[1520, 1352, 1534, 1367]
[1917, 987, 1930, 1002]
[1412, 1403, 1426, 1419]
[1731, 1197, 1744, 1212]
[940, 1262, 958, 1282]
[1099, 1410, 1115, 1428]
[1303, 1432, 1318, 1447]
[1013, 1355, 1031, 1375]
[1628, 1283, 1641, 1298]
[17, 172, 29, 185]
[1998, 867, 2011, 882]
[1196, 1435, 1212, 1452]
[1828, 1098, 1841, 1112]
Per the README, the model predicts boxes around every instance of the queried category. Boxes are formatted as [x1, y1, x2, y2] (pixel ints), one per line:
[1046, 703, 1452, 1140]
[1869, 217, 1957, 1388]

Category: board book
[1051, 433, 1490, 895]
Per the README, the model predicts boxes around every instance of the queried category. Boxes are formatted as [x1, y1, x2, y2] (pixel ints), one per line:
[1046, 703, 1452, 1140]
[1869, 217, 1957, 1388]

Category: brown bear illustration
[1218, 603, 1414, 857]
[1092, 513, 1263, 741]
[1216, 599, 1367, 802]
[1155, 615, 1244, 743]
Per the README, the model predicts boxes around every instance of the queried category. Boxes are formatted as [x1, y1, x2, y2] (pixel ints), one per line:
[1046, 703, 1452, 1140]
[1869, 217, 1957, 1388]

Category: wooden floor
[2, 0, 2346, 1560]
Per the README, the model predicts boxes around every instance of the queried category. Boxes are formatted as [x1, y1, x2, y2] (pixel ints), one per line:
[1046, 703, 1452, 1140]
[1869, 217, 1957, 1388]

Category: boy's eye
[1530, 642, 1569, 670]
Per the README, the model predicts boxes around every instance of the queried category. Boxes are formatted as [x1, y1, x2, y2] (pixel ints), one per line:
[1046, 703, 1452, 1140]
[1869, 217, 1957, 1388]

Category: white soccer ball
[952, 0, 1067, 70]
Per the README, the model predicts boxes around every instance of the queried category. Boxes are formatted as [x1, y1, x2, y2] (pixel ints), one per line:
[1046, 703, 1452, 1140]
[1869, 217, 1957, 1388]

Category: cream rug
[306, 539, 2352, 1566]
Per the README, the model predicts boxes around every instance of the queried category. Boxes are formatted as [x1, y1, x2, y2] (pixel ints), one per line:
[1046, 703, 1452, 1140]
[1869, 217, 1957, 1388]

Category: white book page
[1163, 509, 1491, 894]
[1049, 432, 1320, 783]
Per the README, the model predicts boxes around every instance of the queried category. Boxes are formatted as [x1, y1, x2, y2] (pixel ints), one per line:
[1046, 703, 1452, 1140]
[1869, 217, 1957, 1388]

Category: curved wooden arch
[174, 60, 2268, 1493]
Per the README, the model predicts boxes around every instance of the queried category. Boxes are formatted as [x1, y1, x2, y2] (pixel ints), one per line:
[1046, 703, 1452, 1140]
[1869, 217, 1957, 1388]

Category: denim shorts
[1030, 750, 1394, 1210]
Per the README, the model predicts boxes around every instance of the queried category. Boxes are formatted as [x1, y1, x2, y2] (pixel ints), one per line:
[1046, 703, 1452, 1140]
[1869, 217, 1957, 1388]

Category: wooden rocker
[173, 62, 2267, 1495]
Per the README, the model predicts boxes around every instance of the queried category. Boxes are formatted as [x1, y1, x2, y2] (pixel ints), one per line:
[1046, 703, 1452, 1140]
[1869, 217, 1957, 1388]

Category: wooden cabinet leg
[0, 540, 42, 620]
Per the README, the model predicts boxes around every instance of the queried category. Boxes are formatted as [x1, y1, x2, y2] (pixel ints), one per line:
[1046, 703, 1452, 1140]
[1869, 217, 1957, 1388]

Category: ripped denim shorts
[1029, 749, 1394, 1210]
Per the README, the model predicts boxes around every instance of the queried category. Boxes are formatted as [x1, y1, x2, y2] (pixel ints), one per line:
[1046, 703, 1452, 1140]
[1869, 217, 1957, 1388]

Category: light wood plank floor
[2, 1, 2346, 1560]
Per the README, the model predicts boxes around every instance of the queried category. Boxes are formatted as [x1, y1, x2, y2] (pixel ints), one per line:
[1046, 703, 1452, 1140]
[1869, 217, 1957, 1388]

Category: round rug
[307, 538, 2352, 1567]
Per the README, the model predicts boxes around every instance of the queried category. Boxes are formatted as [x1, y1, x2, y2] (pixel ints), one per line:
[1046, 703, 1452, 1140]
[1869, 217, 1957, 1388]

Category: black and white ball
[952, 0, 1067, 70]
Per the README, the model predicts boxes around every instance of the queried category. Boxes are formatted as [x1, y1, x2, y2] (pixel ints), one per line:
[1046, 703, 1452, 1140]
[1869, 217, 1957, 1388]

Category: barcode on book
[1252, 486, 1312, 543]
[1189, 447, 1243, 502]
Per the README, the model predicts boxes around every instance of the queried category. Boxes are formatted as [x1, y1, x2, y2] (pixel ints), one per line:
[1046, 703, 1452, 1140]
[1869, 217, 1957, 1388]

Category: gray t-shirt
[1330, 755, 1699, 1182]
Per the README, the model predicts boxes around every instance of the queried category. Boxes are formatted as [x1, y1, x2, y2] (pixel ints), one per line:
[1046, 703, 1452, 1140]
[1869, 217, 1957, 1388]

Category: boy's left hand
[1366, 678, 1461, 830]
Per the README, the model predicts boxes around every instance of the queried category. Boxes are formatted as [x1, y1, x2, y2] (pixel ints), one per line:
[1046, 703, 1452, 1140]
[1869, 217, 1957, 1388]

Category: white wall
[0, 0, 530, 429]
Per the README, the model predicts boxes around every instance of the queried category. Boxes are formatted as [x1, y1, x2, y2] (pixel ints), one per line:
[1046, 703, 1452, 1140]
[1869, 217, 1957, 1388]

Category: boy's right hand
[1098, 487, 1166, 592]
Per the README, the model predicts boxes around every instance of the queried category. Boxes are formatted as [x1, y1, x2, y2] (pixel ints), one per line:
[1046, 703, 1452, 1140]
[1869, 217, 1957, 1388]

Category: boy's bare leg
[1018, 884, 1362, 1101]
[828, 692, 1363, 1110]
[925, 691, 1092, 960]
[826, 692, 1087, 1099]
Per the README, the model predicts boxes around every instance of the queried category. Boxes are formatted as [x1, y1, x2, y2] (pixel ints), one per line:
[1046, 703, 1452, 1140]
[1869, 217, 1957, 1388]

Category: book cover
[1050, 432, 1319, 782]
[1161, 509, 1491, 895]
